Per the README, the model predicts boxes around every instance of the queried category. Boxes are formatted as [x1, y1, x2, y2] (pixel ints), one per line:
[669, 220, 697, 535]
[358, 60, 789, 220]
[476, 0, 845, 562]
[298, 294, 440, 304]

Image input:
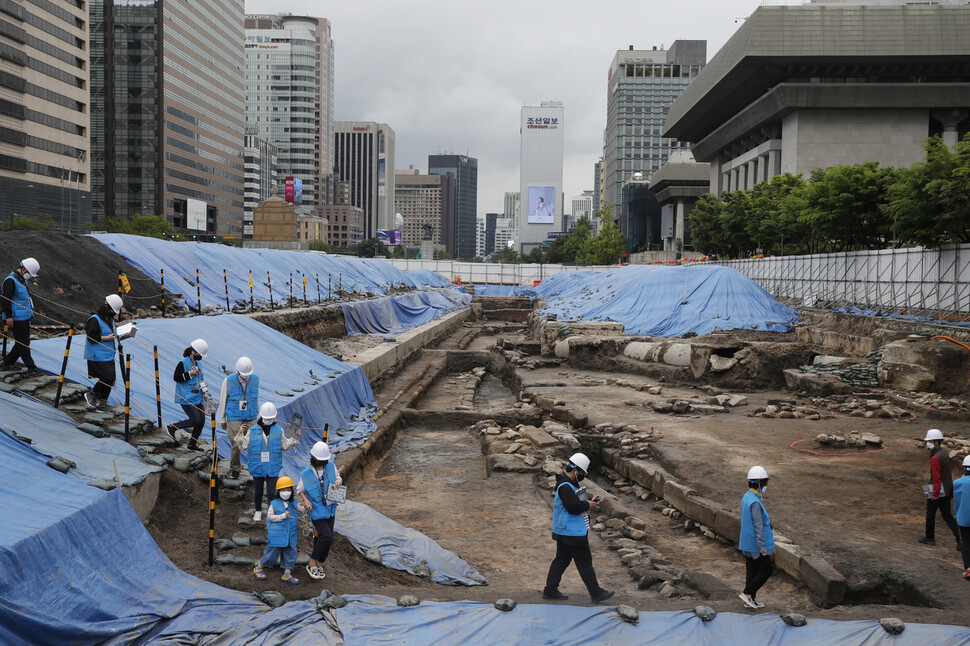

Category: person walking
[2, 257, 41, 372]
[218, 356, 259, 480]
[167, 338, 210, 452]
[542, 453, 615, 603]
[238, 402, 300, 521]
[83, 295, 124, 408]
[953, 456, 970, 579]
[918, 428, 962, 550]
[253, 476, 301, 585]
[739, 465, 774, 609]
[298, 441, 342, 580]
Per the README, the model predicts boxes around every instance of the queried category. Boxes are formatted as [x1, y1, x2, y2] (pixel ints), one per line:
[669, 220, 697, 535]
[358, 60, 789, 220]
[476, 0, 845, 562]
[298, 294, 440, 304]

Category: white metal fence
[386, 259, 612, 286]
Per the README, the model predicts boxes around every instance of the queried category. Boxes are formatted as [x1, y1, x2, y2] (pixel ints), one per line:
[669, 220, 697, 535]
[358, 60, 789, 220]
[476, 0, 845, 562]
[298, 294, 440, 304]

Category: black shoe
[187, 440, 201, 452]
[84, 392, 97, 407]
[918, 536, 936, 546]
[591, 589, 615, 603]
[166, 424, 178, 441]
[542, 588, 569, 601]
[958, 543, 965, 552]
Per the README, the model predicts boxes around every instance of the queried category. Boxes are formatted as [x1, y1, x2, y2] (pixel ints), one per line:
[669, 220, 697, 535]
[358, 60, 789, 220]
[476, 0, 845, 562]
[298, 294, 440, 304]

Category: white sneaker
[253, 511, 262, 522]
[306, 564, 326, 580]
[738, 592, 758, 609]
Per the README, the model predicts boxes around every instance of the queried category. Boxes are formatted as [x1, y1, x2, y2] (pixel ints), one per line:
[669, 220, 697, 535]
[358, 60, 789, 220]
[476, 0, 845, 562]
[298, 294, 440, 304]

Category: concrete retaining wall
[122, 471, 161, 522]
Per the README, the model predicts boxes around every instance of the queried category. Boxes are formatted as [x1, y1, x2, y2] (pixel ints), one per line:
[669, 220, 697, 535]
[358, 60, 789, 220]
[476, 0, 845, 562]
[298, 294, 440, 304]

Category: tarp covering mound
[30, 314, 377, 467]
[404, 268, 453, 288]
[470, 284, 536, 298]
[335, 501, 487, 586]
[341, 288, 471, 336]
[534, 265, 799, 336]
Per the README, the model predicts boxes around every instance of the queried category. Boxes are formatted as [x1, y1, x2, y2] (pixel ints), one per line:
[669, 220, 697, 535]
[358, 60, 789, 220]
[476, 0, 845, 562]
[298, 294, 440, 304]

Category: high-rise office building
[90, 0, 246, 236]
[245, 15, 334, 212]
[518, 101, 564, 253]
[592, 159, 602, 214]
[243, 132, 278, 238]
[394, 167, 454, 248]
[333, 121, 395, 239]
[503, 192, 519, 222]
[602, 42, 706, 212]
[0, 0, 90, 231]
[484, 212, 498, 256]
[428, 153, 478, 260]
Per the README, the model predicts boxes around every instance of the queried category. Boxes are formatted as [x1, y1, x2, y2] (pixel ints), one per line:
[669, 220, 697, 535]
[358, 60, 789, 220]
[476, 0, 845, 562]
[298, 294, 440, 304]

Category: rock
[233, 555, 255, 566]
[141, 454, 168, 467]
[215, 554, 236, 564]
[604, 518, 626, 530]
[214, 538, 236, 551]
[638, 572, 660, 589]
[781, 613, 807, 627]
[86, 478, 116, 491]
[46, 456, 76, 473]
[879, 618, 905, 635]
[319, 593, 348, 610]
[658, 582, 678, 598]
[75, 423, 106, 438]
[253, 591, 287, 609]
[726, 394, 748, 407]
[494, 598, 517, 612]
[523, 456, 539, 466]
[625, 516, 646, 530]
[694, 606, 717, 622]
[615, 605, 639, 624]
[651, 401, 673, 414]
[621, 526, 647, 541]
[592, 523, 605, 531]
[250, 534, 267, 546]
[173, 457, 193, 473]
[231, 535, 251, 547]
[620, 553, 642, 565]
[414, 564, 432, 579]
[648, 386, 663, 395]
[860, 432, 882, 446]
[672, 400, 690, 414]
[709, 355, 738, 372]
[237, 516, 256, 526]
[364, 547, 382, 564]
[296, 553, 310, 566]
[397, 595, 420, 607]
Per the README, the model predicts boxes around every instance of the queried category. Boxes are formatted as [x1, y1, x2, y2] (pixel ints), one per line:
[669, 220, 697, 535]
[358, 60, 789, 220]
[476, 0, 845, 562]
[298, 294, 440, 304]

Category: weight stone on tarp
[364, 547, 382, 564]
[616, 605, 639, 624]
[397, 595, 420, 607]
[494, 598, 516, 612]
[87, 478, 116, 491]
[318, 593, 348, 610]
[781, 612, 807, 627]
[695, 606, 717, 622]
[253, 591, 287, 608]
[47, 456, 76, 473]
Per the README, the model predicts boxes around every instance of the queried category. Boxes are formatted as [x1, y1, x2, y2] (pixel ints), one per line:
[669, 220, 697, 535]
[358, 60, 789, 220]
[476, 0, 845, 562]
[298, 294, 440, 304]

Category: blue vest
[5, 273, 33, 321]
[552, 480, 589, 537]
[953, 476, 970, 527]
[266, 497, 299, 548]
[247, 423, 283, 478]
[84, 314, 116, 362]
[739, 490, 774, 553]
[301, 462, 337, 521]
[225, 374, 259, 421]
[174, 356, 204, 405]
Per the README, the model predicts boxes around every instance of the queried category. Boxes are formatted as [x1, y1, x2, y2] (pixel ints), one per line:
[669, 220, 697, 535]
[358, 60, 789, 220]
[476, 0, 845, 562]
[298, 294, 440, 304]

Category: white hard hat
[190, 338, 208, 357]
[259, 402, 277, 421]
[568, 453, 590, 473]
[924, 428, 944, 442]
[747, 466, 769, 481]
[963, 455, 970, 467]
[311, 441, 331, 461]
[105, 294, 123, 314]
[235, 356, 254, 376]
[21, 257, 39, 278]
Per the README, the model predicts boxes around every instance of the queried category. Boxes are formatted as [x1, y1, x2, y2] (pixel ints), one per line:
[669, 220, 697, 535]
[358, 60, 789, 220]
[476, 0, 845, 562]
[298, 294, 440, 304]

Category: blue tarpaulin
[470, 285, 536, 298]
[341, 288, 471, 336]
[534, 265, 799, 337]
[404, 268, 452, 288]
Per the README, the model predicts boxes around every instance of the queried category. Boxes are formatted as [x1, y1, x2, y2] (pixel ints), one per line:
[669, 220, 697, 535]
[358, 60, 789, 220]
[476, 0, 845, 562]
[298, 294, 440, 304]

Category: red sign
[352, 126, 369, 131]
[285, 177, 294, 202]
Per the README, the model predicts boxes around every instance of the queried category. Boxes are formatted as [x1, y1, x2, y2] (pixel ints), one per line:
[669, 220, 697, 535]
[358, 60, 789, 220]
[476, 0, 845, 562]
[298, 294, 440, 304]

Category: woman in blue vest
[83, 294, 124, 408]
[1, 257, 40, 372]
[739, 465, 774, 609]
[238, 402, 300, 521]
[297, 441, 342, 580]
[954, 456, 970, 579]
[167, 338, 210, 452]
[253, 476, 301, 585]
[218, 356, 259, 480]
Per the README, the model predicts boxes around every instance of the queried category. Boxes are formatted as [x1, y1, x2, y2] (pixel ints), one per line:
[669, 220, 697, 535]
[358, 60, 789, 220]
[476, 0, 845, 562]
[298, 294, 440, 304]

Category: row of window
[22, 6, 83, 50]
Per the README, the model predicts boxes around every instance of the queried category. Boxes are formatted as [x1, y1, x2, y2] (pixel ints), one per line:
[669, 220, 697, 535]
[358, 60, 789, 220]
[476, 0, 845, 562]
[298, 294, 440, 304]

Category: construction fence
[386, 259, 612, 286]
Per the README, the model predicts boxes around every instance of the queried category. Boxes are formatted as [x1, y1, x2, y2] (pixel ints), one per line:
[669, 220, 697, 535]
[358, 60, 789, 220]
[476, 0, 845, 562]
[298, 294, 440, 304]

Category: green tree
[800, 162, 896, 251]
[101, 213, 183, 240]
[309, 239, 332, 252]
[524, 247, 544, 263]
[688, 194, 725, 256]
[493, 246, 519, 263]
[745, 173, 806, 255]
[580, 212, 626, 265]
[6, 213, 55, 231]
[356, 238, 387, 258]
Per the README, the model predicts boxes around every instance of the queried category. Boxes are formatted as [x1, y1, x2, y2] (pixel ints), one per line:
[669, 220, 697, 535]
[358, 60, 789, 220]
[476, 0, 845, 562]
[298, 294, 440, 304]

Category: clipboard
[921, 484, 933, 499]
[285, 413, 303, 437]
[326, 482, 347, 504]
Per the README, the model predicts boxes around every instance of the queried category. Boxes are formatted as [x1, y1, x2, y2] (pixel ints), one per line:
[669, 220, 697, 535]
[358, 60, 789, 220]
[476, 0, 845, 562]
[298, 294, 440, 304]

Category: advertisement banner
[527, 186, 555, 224]
[376, 229, 402, 246]
[285, 177, 303, 203]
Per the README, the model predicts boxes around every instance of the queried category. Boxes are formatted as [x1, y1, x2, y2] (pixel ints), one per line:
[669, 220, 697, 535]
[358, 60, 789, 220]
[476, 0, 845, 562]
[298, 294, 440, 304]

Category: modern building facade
[664, 1, 970, 196]
[620, 177, 662, 252]
[649, 149, 709, 252]
[494, 217, 515, 253]
[90, 0, 246, 236]
[0, 0, 90, 231]
[243, 132, 278, 238]
[393, 167, 454, 248]
[503, 191, 519, 222]
[484, 212, 498, 256]
[602, 41, 706, 214]
[571, 192, 594, 226]
[592, 159, 602, 215]
[245, 15, 334, 212]
[518, 101, 564, 253]
[428, 153, 477, 260]
[333, 121, 395, 240]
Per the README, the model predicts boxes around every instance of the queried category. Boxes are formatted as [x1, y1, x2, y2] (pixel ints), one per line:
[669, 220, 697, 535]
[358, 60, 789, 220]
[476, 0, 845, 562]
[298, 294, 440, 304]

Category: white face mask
[926, 441, 935, 450]
[280, 491, 292, 500]
[760, 486, 767, 496]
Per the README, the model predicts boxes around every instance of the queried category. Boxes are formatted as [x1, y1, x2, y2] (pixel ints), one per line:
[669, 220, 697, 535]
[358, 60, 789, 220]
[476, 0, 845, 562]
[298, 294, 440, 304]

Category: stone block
[662, 343, 692, 367]
[553, 340, 571, 359]
[876, 362, 934, 392]
[486, 453, 538, 475]
[783, 369, 853, 396]
[812, 355, 846, 366]
[690, 345, 712, 379]
[713, 508, 741, 543]
[799, 554, 847, 606]
[650, 468, 668, 499]
[773, 542, 801, 579]
[519, 426, 560, 448]
[709, 355, 738, 373]
[535, 396, 556, 412]
[624, 341, 663, 363]
[684, 495, 720, 528]
[662, 481, 693, 513]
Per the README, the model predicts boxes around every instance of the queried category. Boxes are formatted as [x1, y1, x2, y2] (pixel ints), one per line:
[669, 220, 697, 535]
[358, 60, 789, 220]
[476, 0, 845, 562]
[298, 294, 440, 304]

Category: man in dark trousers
[739, 465, 774, 609]
[543, 452, 615, 603]
[2, 258, 41, 372]
[919, 428, 962, 550]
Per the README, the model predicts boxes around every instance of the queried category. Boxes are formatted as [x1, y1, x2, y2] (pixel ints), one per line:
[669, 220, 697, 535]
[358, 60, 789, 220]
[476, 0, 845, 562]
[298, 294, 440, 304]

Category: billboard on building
[285, 177, 303, 203]
[376, 229, 401, 245]
[527, 186, 555, 224]
[378, 132, 386, 197]
[187, 199, 207, 231]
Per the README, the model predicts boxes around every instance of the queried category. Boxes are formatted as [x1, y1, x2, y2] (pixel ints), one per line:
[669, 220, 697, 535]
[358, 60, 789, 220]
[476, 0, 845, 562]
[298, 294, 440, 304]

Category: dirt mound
[0, 231, 166, 329]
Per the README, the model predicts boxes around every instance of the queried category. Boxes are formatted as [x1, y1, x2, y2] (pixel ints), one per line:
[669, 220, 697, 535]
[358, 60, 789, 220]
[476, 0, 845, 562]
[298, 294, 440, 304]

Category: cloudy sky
[246, 0, 765, 219]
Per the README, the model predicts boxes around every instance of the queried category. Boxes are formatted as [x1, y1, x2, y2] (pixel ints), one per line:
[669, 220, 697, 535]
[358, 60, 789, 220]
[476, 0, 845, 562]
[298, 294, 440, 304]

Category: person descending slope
[739, 465, 774, 609]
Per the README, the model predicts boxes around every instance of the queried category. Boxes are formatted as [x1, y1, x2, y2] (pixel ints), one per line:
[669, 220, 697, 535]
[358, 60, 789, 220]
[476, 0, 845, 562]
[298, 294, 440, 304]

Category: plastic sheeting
[30, 314, 378, 468]
[833, 306, 970, 328]
[534, 265, 799, 337]
[341, 288, 471, 336]
[0, 391, 162, 486]
[470, 285, 536, 298]
[334, 501, 487, 586]
[404, 268, 452, 288]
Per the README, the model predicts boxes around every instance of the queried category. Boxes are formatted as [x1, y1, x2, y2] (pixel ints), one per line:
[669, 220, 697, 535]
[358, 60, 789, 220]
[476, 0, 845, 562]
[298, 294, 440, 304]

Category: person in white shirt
[218, 357, 259, 480]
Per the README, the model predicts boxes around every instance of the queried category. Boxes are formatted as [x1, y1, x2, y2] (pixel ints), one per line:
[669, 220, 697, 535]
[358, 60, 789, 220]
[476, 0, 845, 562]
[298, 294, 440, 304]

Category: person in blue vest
[1, 257, 41, 372]
[167, 338, 210, 452]
[83, 294, 125, 408]
[543, 452, 615, 603]
[297, 441, 343, 580]
[253, 476, 301, 585]
[218, 356, 259, 480]
[238, 402, 300, 521]
[739, 465, 774, 609]
[954, 456, 970, 579]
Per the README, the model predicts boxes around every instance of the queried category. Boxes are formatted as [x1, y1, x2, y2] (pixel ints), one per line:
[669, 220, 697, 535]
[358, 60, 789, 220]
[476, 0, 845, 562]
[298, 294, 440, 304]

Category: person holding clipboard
[298, 441, 343, 580]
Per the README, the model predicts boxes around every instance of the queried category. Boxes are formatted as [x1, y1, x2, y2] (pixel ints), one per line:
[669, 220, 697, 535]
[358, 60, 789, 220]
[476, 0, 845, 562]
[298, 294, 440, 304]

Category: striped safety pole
[53, 328, 74, 408]
[124, 354, 131, 443]
[223, 269, 230, 312]
[153, 345, 162, 428]
[2, 322, 6, 360]
[160, 269, 166, 318]
[208, 413, 218, 566]
[267, 271, 275, 310]
[196, 268, 202, 313]
[302, 274, 307, 304]
[328, 274, 332, 302]
[323, 423, 329, 443]
[339, 273, 342, 297]
[118, 272, 123, 296]
[249, 270, 254, 311]
[289, 272, 293, 306]
[316, 273, 321, 303]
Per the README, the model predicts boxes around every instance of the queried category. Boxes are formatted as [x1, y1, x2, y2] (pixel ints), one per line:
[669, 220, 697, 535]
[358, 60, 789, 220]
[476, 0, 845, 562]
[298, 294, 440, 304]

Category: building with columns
[664, 0, 970, 196]
[649, 149, 709, 253]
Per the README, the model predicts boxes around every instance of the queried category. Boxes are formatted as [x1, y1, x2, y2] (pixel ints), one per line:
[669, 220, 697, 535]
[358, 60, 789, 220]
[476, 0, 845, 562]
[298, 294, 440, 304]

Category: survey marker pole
[153, 345, 162, 428]
[208, 412, 218, 566]
[124, 354, 131, 443]
[53, 328, 74, 408]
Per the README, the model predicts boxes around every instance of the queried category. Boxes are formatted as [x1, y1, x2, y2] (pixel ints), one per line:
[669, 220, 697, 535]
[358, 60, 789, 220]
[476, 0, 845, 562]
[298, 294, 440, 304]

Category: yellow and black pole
[289, 272, 293, 306]
[267, 271, 275, 310]
[248, 270, 254, 311]
[2, 321, 7, 361]
[328, 274, 332, 302]
[153, 345, 162, 428]
[160, 269, 166, 318]
[124, 353, 131, 443]
[302, 274, 307, 304]
[316, 273, 320, 303]
[323, 423, 329, 443]
[53, 328, 74, 408]
[223, 269, 230, 312]
[208, 412, 218, 566]
[339, 273, 342, 297]
[196, 268, 202, 313]
[118, 272, 123, 296]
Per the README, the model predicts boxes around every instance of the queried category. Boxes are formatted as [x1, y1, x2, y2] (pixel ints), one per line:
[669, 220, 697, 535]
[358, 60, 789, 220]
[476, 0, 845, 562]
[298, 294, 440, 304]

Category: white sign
[187, 199, 206, 232]
[527, 186, 555, 224]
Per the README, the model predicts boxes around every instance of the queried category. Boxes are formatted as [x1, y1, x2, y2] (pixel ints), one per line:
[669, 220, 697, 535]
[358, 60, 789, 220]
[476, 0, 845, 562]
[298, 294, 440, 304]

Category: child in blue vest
[237, 402, 301, 521]
[297, 441, 342, 580]
[83, 294, 125, 408]
[739, 465, 774, 609]
[253, 476, 300, 584]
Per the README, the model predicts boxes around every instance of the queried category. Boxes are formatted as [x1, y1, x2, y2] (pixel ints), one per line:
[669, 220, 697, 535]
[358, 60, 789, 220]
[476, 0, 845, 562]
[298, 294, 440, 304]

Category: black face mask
[575, 471, 586, 482]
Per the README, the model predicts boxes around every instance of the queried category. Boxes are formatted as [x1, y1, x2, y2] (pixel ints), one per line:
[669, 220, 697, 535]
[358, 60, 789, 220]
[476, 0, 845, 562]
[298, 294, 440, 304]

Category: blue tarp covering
[833, 306, 970, 328]
[341, 288, 471, 336]
[334, 501, 487, 586]
[534, 265, 799, 337]
[404, 268, 452, 288]
[31, 314, 378, 468]
[471, 284, 536, 298]
[0, 391, 161, 486]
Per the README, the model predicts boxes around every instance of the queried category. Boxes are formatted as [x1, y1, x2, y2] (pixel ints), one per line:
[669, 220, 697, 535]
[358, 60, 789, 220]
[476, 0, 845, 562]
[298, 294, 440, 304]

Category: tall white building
[334, 121, 396, 239]
[476, 218, 487, 258]
[503, 191, 520, 222]
[494, 218, 515, 253]
[518, 101, 564, 253]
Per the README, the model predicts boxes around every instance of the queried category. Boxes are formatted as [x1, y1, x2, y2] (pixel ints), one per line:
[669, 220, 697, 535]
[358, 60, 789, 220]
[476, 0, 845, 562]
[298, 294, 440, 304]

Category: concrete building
[571, 192, 594, 226]
[592, 159, 602, 215]
[322, 180, 362, 247]
[428, 153, 477, 260]
[484, 212, 498, 256]
[334, 121, 395, 240]
[296, 214, 327, 244]
[0, 0, 90, 231]
[393, 167, 454, 249]
[245, 15, 334, 210]
[494, 217, 515, 253]
[475, 218, 486, 258]
[649, 149, 709, 252]
[619, 175, 662, 251]
[503, 191, 519, 222]
[90, 0, 246, 236]
[664, 1, 970, 196]
[243, 132, 278, 238]
[518, 101, 564, 253]
[602, 42, 706, 215]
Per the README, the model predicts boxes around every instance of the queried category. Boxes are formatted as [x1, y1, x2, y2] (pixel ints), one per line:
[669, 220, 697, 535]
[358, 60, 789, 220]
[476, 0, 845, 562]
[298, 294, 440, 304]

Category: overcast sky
[246, 0, 765, 219]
